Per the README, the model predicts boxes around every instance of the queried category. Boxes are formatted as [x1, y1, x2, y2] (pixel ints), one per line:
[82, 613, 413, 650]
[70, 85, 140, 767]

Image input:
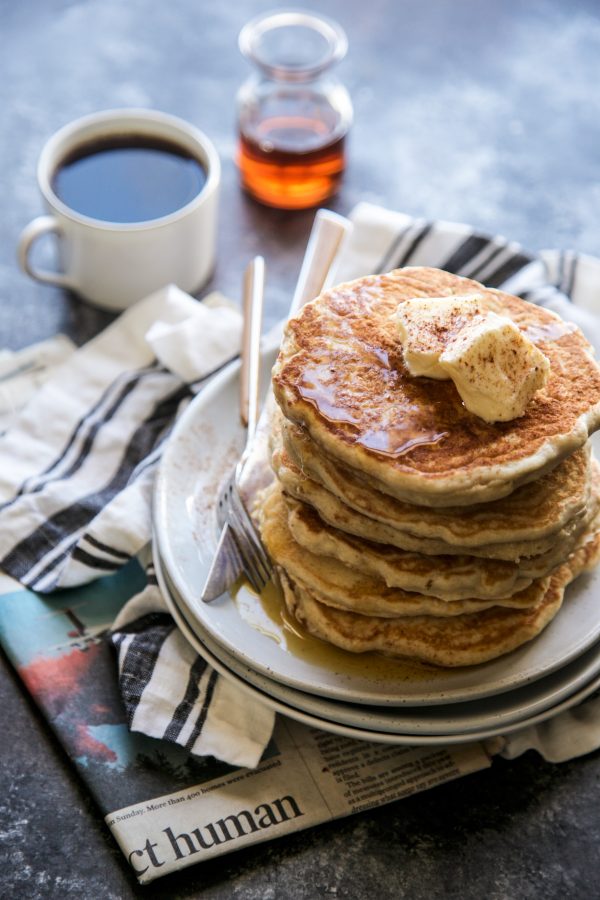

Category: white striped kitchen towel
[1, 202, 600, 769]
[111, 560, 275, 767]
[0, 283, 276, 768]
[336, 202, 600, 353]
[0, 284, 243, 591]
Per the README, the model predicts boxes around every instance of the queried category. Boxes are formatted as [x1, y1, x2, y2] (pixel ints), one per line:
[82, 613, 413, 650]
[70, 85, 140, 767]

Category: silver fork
[201, 209, 353, 603]
[215, 473, 272, 592]
[202, 255, 270, 601]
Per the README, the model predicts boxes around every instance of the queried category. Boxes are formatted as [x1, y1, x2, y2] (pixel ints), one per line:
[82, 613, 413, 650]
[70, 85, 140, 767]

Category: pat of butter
[396, 294, 486, 379]
[438, 312, 550, 422]
[397, 295, 550, 422]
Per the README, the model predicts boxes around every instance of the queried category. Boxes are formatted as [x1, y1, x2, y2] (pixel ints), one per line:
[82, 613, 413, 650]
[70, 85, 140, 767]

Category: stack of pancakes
[257, 267, 600, 667]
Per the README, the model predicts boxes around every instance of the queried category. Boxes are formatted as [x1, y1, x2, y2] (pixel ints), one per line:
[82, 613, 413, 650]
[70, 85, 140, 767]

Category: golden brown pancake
[260, 480, 600, 616]
[277, 529, 600, 666]
[284, 491, 600, 600]
[277, 414, 592, 547]
[273, 443, 599, 563]
[272, 267, 600, 506]
[255, 265, 600, 668]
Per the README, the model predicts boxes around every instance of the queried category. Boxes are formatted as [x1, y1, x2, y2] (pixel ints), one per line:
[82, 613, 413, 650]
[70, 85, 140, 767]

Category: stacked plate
[153, 351, 600, 746]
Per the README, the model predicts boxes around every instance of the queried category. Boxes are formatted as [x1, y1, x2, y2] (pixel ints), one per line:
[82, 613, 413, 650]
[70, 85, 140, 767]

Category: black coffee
[52, 135, 207, 223]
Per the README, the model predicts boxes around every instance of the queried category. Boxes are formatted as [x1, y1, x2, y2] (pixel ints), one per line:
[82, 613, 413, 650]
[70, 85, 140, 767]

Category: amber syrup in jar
[237, 11, 352, 210]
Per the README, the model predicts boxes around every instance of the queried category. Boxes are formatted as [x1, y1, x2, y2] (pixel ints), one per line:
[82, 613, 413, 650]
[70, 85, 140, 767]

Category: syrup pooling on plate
[234, 578, 449, 682]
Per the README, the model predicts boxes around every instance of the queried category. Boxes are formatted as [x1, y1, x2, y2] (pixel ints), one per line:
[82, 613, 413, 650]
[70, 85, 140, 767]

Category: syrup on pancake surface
[258, 266, 600, 667]
[272, 267, 600, 506]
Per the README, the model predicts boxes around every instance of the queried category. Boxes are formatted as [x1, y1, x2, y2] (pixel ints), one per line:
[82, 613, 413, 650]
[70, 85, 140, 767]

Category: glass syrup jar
[236, 10, 352, 210]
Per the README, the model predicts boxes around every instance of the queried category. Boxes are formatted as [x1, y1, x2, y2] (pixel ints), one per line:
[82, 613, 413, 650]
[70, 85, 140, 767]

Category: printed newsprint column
[107, 718, 491, 883]
[284, 721, 490, 817]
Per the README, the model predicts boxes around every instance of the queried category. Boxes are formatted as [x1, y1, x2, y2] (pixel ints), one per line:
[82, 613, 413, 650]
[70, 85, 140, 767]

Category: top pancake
[272, 267, 600, 506]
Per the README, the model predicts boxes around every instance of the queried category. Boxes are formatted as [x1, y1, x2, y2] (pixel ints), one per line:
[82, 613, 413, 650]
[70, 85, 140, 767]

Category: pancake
[260, 482, 554, 615]
[273, 444, 598, 563]
[278, 414, 592, 548]
[284, 491, 531, 600]
[272, 267, 600, 506]
[285, 492, 600, 600]
[277, 528, 600, 666]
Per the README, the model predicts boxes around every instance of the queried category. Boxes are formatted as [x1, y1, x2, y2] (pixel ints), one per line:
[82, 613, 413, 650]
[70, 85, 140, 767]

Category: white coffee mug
[18, 108, 221, 311]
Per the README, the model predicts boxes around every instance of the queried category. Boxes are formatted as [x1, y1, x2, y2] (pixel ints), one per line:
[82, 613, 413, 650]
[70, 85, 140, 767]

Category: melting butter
[439, 311, 550, 422]
[396, 293, 484, 378]
[396, 295, 550, 423]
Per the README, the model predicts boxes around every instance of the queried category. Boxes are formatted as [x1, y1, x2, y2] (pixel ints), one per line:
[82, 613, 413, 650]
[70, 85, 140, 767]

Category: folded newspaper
[0, 304, 492, 886]
[3, 204, 600, 883]
[0, 560, 490, 883]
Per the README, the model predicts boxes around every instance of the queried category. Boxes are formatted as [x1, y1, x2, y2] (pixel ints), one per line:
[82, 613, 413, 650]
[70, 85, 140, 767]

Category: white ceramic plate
[156, 547, 600, 737]
[156, 546, 600, 746]
[154, 347, 600, 707]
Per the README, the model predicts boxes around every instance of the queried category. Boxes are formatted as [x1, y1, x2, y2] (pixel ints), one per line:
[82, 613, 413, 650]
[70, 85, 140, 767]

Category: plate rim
[157, 547, 600, 737]
[154, 347, 600, 707]
[156, 544, 600, 746]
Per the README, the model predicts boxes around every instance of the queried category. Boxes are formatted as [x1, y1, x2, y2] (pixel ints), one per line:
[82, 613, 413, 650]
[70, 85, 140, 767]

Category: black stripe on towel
[374, 224, 413, 274]
[163, 654, 210, 743]
[560, 251, 577, 300]
[1, 382, 190, 588]
[462, 243, 507, 280]
[83, 534, 133, 562]
[69, 547, 124, 571]
[113, 611, 173, 636]
[440, 234, 491, 274]
[555, 250, 565, 293]
[393, 223, 433, 268]
[483, 251, 533, 287]
[1, 363, 164, 514]
[117, 616, 176, 721]
[145, 565, 159, 588]
[184, 669, 219, 751]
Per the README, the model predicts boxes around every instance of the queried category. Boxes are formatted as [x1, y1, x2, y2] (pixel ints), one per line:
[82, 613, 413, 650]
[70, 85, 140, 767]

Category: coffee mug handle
[17, 216, 75, 289]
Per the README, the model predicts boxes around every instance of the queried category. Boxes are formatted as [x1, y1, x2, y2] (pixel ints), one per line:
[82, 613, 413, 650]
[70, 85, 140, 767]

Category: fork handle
[240, 255, 265, 439]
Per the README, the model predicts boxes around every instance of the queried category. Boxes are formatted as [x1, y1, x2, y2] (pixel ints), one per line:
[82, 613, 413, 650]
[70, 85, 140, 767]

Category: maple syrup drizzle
[297, 352, 448, 458]
[523, 319, 577, 344]
[234, 579, 445, 683]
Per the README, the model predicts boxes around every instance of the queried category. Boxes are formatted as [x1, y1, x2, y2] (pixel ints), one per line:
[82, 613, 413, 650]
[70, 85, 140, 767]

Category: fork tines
[227, 480, 272, 593]
[217, 456, 272, 595]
